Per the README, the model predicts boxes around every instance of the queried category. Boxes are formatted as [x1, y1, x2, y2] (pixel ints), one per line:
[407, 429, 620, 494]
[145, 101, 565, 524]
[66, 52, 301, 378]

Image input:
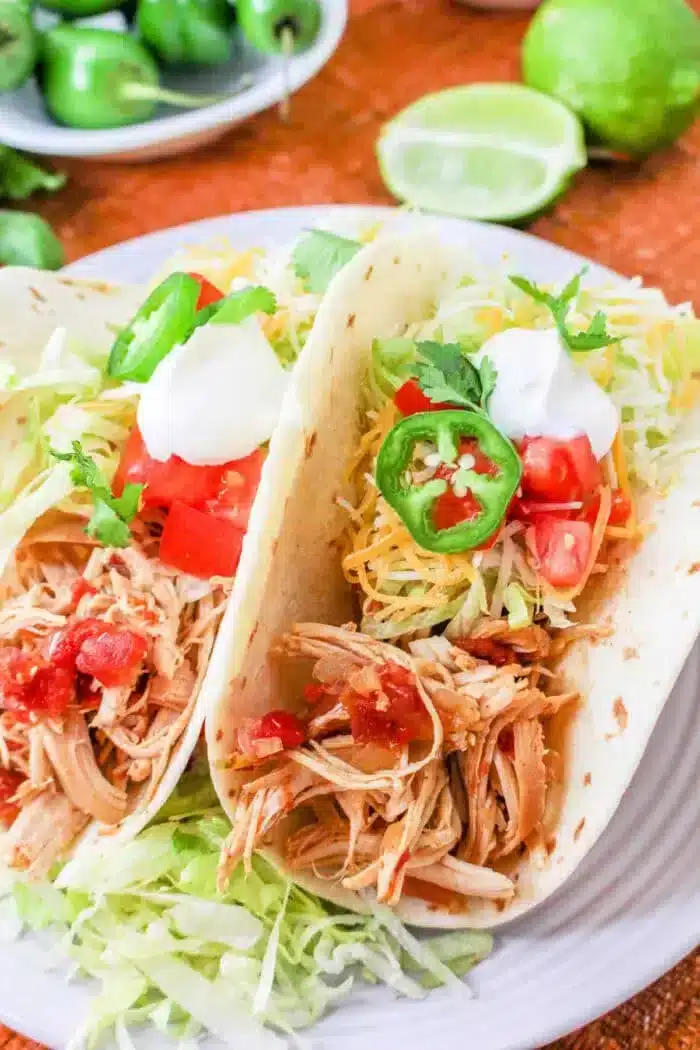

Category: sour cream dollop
[137, 315, 289, 466]
[474, 328, 618, 459]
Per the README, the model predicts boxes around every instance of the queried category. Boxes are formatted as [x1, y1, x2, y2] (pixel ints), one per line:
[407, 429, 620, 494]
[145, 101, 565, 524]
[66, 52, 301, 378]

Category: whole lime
[522, 0, 700, 155]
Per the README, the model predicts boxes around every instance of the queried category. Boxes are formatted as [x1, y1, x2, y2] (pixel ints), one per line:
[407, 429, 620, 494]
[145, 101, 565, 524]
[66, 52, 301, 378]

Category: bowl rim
[0, 0, 347, 158]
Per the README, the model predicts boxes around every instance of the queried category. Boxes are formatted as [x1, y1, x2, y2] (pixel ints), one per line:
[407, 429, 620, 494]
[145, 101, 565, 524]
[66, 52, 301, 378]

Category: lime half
[376, 83, 587, 223]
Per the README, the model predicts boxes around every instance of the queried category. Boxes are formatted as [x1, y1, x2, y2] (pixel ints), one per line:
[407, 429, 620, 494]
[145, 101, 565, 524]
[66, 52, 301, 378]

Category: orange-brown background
[5, 0, 700, 1047]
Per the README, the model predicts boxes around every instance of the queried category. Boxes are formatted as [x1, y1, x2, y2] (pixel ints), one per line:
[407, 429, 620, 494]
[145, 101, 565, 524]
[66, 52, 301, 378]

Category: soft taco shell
[0, 267, 295, 881]
[206, 230, 700, 928]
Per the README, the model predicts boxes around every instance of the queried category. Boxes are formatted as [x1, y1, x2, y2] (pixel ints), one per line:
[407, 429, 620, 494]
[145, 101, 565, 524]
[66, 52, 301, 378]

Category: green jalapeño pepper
[41, 26, 224, 130]
[376, 410, 522, 554]
[0, 1, 37, 93]
[137, 0, 234, 66]
[237, 0, 321, 55]
[107, 272, 201, 382]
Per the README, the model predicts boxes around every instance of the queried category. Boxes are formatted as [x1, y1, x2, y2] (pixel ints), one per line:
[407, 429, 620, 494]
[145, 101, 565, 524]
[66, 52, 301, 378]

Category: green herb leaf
[85, 496, 133, 549]
[50, 441, 142, 549]
[0, 147, 66, 202]
[291, 229, 361, 293]
[478, 356, 498, 409]
[414, 340, 482, 409]
[202, 285, 277, 328]
[509, 271, 618, 352]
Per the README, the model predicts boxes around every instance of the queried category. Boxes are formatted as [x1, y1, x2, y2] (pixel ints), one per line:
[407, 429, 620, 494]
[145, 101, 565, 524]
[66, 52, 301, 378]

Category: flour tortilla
[0, 267, 282, 880]
[206, 230, 700, 928]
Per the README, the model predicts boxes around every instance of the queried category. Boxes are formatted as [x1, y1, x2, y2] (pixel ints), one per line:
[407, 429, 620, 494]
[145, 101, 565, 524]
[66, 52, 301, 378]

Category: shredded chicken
[0, 534, 229, 876]
[220, 620, 577, 911]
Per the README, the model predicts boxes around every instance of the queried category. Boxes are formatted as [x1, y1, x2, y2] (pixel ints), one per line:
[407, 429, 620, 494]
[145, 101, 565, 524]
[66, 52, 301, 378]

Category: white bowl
[0, 0, 347, 161]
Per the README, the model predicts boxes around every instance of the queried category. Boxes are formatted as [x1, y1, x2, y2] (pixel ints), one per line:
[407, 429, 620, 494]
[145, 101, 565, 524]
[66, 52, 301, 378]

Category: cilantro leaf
[85, 497, 133, 549]
[50, 441, 142, 549]
[509, 271, 618, 352]
[478, 357, 498, 409]
[414, 340, 482, 409]
[292, 230, 361, 294]
[0, 147, 66, 202]
[201, 285, 277, 328]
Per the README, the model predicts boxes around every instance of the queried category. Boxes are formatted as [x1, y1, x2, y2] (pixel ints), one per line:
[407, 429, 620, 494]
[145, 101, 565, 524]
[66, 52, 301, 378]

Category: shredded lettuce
[3, 763, 492, 1048]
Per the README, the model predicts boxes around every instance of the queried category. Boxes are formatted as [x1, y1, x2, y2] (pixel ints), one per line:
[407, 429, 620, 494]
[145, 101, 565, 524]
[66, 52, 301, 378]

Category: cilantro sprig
[50, 441, 142, 549]
[414, 340, 497, 412]
[509, 270, 618, 352]
[292, 229, 361, 294]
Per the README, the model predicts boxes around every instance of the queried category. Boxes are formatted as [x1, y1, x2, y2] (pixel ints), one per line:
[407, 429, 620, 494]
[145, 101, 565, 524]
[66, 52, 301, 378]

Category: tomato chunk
[160, 501, 245, 579]
[188, 272, 225, 311]
[520, 436, 601, 503]
[0, 768, 25, 826]
[76, 627, 148, 688]
[0, 647, 74, 718]
[345, 662, 432, 747]
[531, 517, 593, 589]
[248, 710, 306, 748]
[207, 447, 265, 531]
[581, 488, 632, 527]
[114, 427, 264, 530]
[114, 427, 227, 508]
[50, 618, 108, 670]
[394, 379, 454, 415]
[50, 619, 147, 688]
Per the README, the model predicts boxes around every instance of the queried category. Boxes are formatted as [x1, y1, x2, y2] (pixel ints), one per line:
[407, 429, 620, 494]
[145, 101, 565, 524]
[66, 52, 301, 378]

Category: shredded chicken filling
[219, 619, 577, 908]
[0, 532, 229, 877]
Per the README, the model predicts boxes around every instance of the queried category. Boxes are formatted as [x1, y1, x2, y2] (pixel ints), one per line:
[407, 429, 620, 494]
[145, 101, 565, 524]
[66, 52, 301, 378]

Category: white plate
[0, 2, 346, 160]
[1, 206, 698, 1050]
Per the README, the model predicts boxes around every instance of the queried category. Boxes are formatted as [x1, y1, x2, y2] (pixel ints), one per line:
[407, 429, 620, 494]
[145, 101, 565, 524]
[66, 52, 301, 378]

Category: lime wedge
[376, 83, 587, 223]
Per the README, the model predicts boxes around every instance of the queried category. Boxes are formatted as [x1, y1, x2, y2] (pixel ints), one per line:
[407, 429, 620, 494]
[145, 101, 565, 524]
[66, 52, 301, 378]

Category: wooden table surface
[6, 0, 700, 1046]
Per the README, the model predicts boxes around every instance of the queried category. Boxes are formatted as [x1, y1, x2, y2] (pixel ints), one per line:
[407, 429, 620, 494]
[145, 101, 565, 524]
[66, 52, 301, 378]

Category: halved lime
[376, 83, 587, 223]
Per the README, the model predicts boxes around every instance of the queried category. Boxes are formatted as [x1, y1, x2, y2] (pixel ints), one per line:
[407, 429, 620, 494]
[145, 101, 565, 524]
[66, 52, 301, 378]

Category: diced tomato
[0, 647, 75, 719]
[394, 379, 454, 416]
[247, 710, 306, 749]
[188, 272, 224, 311]
[114, 427, 227, 508]
[531, 517, 593, 589]
[160, 501, 245, 579]
[114, 428, 264, 533]
[206, 447, 265, 531]
[49, 619, 147, 688]
[345, 662, 432, 747]
[0, 768, 25, 826]
[566, 435, 603, 497]
[70, 577, 97, 609]
[75, 626, 148, 688]
[581, 488, 632, 527]
[520, 436, 601, 503]
[50, 618, 107, 670]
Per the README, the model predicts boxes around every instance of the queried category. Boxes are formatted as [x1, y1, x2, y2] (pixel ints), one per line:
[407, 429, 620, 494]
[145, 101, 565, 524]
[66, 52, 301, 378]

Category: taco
[0, 239, 337, 879]
[207, 227, 700, 928]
